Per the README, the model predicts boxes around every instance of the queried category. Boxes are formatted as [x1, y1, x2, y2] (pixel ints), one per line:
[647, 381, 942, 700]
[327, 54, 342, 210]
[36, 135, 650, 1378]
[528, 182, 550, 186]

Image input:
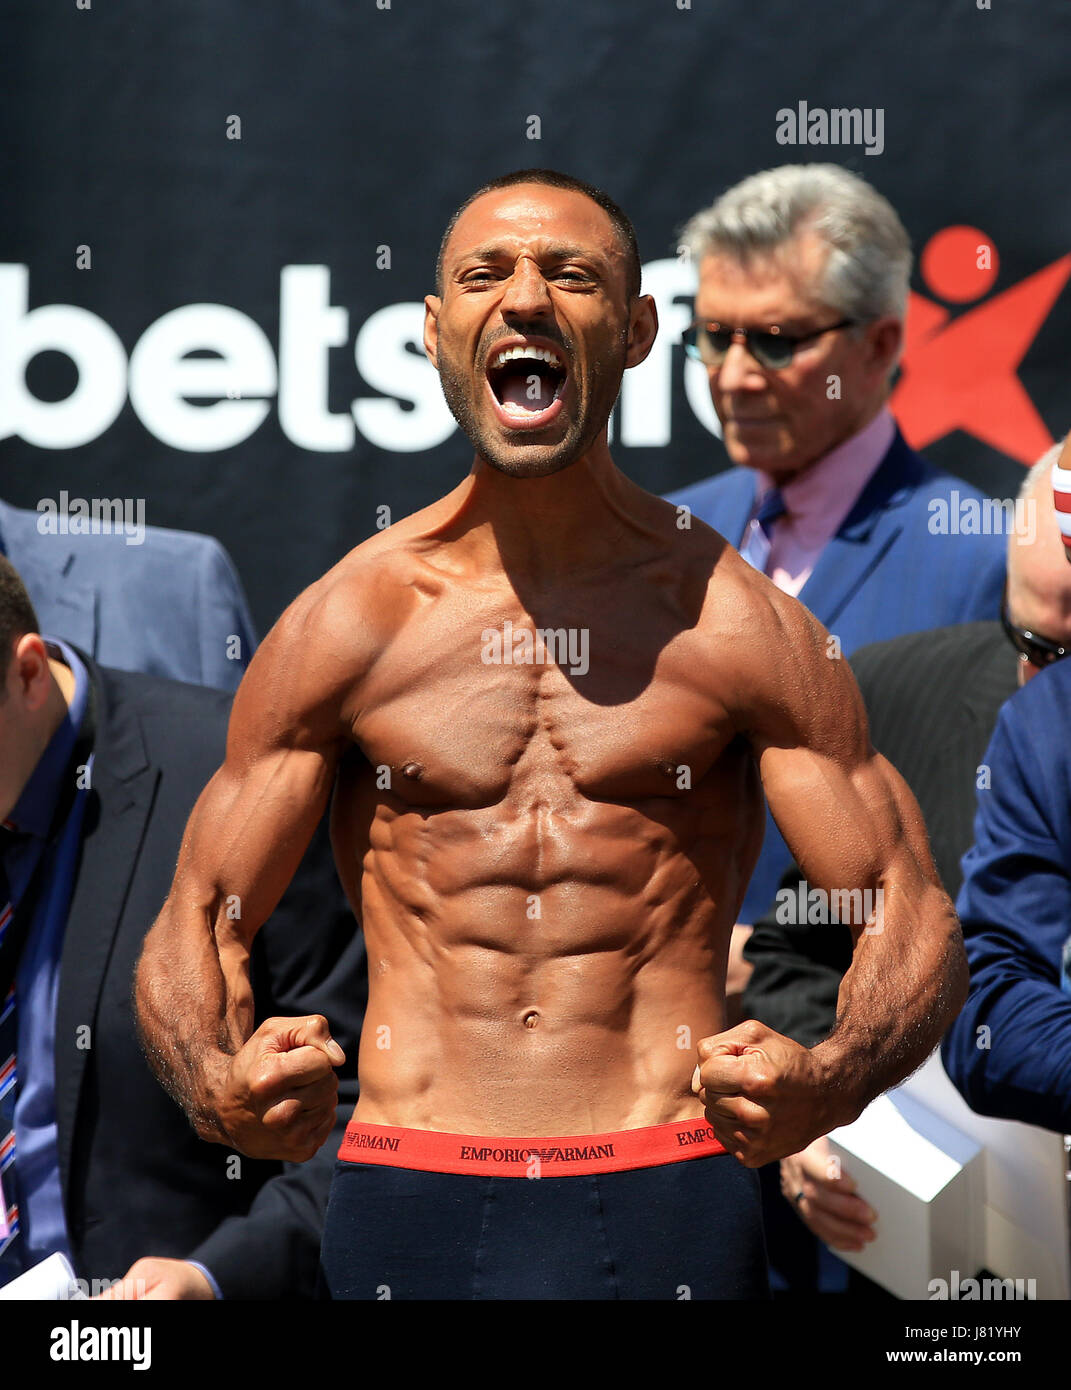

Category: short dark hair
[0, 556, 41, 685]
[435, 168, 642, 301]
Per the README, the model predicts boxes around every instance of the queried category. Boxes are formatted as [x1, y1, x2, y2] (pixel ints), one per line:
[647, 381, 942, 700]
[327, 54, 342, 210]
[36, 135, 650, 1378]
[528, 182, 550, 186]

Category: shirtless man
[134, 168, 967, 1301]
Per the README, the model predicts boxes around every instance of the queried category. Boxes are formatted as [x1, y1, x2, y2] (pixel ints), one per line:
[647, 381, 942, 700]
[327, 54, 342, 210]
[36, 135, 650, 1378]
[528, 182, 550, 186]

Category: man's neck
[49, 656, 75, 713]
[449, 439, 649, 587]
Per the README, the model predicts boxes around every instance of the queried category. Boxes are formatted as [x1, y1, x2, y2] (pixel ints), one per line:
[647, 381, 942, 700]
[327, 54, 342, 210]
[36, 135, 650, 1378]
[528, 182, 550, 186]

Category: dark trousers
[320, 1153, 771, 1300]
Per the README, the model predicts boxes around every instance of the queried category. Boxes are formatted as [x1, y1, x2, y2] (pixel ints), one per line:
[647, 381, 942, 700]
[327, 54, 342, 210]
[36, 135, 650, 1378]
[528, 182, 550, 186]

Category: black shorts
[320, 1123, 769, 1301]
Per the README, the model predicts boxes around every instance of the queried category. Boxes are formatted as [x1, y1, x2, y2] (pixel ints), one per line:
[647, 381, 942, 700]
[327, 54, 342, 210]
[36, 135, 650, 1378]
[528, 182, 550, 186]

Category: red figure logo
[891, 225, 1071, 465]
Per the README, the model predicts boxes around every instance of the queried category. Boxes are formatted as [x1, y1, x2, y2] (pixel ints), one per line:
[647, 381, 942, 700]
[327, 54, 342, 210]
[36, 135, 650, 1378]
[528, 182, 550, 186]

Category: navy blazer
[55, 654, 366, 1298]
[941, 658, 1071, 1132]
[665, 430, 1007, 921]
[0, 499, 257, 692]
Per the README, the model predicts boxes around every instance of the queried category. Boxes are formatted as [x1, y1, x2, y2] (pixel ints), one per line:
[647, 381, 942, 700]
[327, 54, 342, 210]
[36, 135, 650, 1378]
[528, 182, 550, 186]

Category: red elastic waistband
[338, 1117, 727, 1177]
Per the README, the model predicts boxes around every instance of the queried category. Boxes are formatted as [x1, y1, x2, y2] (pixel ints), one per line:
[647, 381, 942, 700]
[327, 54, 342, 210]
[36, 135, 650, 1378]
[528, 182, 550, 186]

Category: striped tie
[0, 838, 21, 1282]
[739, 487, 787, 573]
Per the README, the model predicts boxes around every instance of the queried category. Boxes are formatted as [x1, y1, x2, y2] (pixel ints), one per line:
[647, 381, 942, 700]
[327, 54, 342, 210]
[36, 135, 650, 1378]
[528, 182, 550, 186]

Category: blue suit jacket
[941, 659, 1071, 1132]
[665, 431, 1007, 920]
[0, 499, 257, 691]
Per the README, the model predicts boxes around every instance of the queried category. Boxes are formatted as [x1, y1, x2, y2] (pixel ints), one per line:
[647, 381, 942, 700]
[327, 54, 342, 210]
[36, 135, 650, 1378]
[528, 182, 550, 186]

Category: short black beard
[436, 342, 624, 479]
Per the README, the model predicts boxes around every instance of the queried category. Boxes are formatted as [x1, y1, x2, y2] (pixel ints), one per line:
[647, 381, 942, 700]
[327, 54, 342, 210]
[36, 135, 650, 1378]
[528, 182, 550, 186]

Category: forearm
[135, 893, 256, 1142]
[810, 878, 968, 1126]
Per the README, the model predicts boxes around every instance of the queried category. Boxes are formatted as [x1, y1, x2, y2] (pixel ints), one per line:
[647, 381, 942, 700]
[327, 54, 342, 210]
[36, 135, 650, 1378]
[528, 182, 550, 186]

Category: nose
[713, 338, 767, 394]
[499, 256, 553, 321]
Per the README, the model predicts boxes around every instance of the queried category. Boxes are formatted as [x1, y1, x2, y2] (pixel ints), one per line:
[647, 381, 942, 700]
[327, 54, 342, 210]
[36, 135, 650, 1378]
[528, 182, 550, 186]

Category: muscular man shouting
[135, 169, 967, 1300]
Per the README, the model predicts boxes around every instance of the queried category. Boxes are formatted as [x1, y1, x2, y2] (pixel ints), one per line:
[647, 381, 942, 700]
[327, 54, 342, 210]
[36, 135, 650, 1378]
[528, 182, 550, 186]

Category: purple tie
[740, 488, 787, 572]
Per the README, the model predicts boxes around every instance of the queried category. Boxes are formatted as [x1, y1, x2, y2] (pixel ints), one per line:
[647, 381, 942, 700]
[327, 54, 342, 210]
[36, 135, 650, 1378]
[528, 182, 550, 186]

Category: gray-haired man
[666, 162, 1005, 935]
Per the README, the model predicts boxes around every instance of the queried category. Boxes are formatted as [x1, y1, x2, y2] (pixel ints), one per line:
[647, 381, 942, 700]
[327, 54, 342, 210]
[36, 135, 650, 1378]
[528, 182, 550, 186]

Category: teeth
[490, 345, 564, 370]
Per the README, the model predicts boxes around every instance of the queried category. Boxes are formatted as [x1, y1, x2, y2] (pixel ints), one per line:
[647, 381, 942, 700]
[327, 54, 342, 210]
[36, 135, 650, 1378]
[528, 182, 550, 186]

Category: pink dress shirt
[742, 408, 897, 597]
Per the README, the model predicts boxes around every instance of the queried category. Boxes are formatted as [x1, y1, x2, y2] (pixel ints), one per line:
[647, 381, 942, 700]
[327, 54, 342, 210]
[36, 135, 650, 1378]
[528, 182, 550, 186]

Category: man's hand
[691, 1019, 839, 1167]
[780, 1136, 877, 1252]
[95, 1258, 215, 1300]
[213, 1014, 345, 1161]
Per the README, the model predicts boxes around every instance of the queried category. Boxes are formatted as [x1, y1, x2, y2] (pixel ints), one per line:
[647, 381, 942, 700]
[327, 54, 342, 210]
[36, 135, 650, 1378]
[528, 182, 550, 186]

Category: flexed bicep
[726, 587, 965, 1139]
[134, 569, 375, 1141]
[746, 598, 935, 918]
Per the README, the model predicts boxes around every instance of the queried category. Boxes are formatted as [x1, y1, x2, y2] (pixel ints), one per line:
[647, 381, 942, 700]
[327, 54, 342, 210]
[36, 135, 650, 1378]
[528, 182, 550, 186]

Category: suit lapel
[717, 470, 759, 546]
[798, 434, 926, 629]
[54, 661, 157, 1211]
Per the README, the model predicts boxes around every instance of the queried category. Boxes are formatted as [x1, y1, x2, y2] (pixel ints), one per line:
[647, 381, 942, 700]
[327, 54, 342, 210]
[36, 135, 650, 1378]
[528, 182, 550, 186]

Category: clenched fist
[212, 1014, 346, 1162]
[690, 1019, 841, 1167]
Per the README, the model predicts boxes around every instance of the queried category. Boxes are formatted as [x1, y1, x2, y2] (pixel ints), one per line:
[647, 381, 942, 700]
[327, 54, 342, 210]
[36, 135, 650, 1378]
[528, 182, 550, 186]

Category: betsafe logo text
[2, 231, 1067, 463]
[0, 260, 719, 454]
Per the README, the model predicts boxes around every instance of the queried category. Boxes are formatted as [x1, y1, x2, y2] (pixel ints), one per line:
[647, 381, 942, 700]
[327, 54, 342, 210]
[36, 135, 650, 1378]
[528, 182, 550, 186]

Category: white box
[827, 1088, 984, 1300]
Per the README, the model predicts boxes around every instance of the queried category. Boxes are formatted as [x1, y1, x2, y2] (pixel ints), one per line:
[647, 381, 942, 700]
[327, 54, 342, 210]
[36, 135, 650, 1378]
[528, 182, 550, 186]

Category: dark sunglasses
[681, 318, 856, 371]
[1001, 594, 1069, 669]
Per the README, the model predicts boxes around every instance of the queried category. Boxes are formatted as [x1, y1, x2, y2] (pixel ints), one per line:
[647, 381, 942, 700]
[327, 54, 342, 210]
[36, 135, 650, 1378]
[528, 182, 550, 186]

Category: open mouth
[486, 343, 569, 428]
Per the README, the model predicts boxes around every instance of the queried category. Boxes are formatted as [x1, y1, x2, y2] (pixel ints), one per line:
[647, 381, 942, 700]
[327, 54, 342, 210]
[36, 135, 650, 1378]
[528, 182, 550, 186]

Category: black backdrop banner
[2, 0, 1068, 635]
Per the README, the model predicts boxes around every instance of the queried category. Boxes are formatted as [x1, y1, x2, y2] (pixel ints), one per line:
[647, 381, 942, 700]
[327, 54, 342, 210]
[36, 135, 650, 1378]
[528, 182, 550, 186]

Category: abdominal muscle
[348, 817, 735, 1137]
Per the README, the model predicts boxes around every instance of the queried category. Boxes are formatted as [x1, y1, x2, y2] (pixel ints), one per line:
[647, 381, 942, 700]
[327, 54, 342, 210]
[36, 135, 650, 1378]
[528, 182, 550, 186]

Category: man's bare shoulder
[662, 507, 812, 647]
[613, 484, 830, 677]
[234, 502, 469, 728]
[679, 537, 862, 741]
[701, 546, 825, 653]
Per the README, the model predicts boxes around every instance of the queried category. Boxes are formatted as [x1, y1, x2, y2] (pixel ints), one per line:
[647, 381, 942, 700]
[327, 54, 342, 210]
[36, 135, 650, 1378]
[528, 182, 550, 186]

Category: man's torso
[317, 489, 790, 1135]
